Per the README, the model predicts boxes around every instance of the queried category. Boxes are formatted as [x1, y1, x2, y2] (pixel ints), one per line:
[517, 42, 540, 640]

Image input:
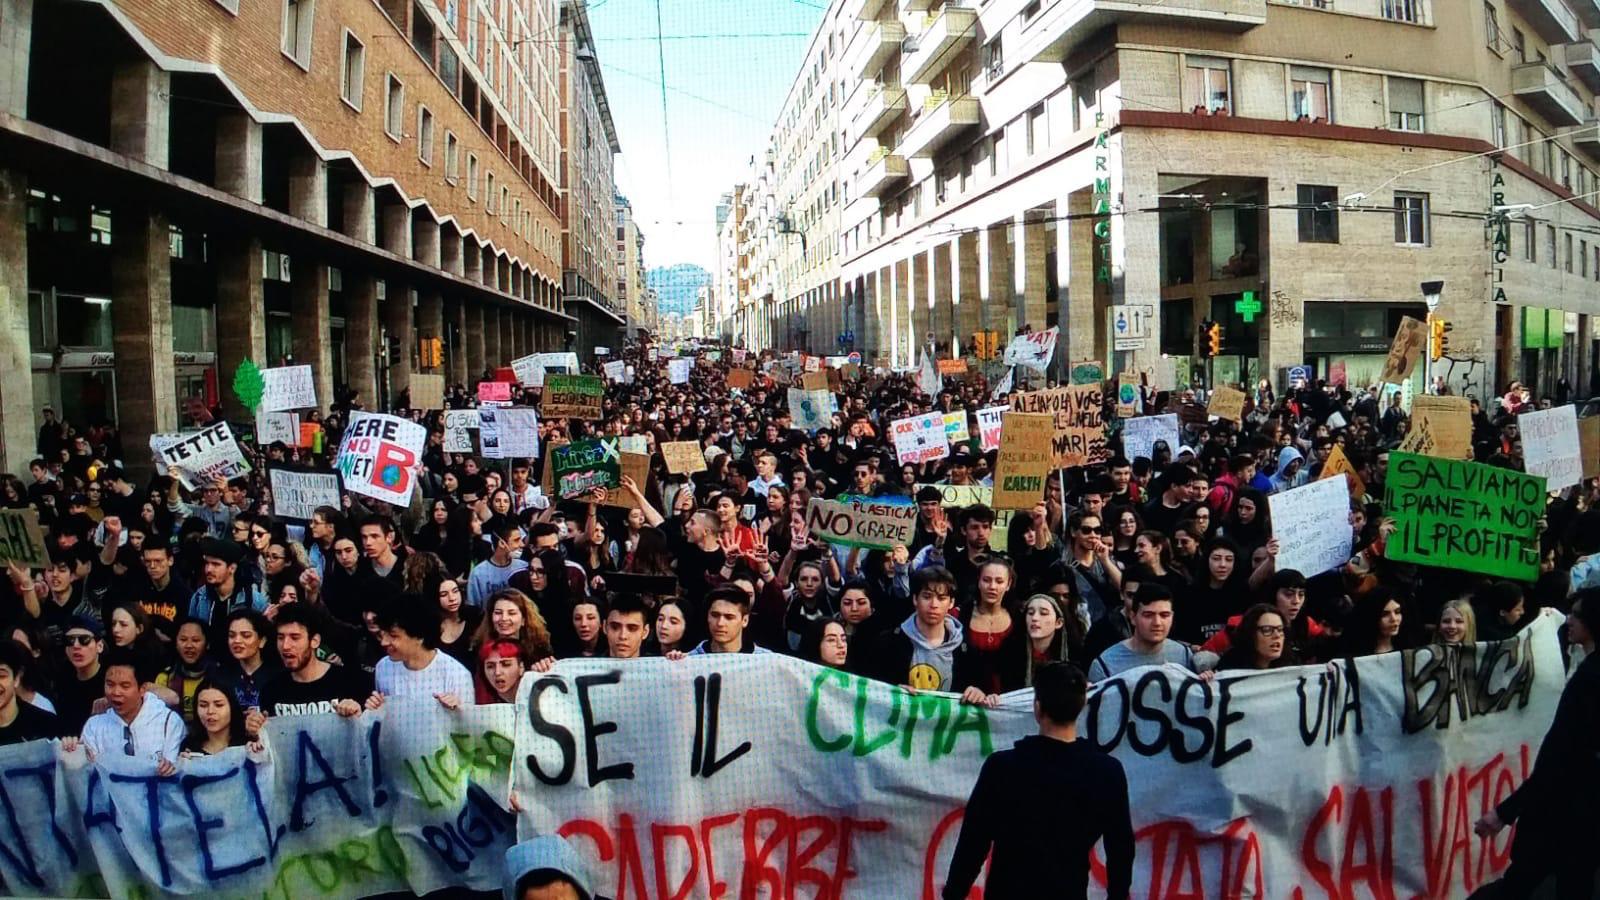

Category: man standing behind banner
[942, 662, 1133, 899]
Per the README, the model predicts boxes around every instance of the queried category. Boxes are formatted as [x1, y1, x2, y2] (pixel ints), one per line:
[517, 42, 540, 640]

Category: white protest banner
[255, 411, 299, 446]
[618, 434, 649, 455]
[0, 697, 516, 899]
[594, 346, 610, 356]
[892, 411, 951, 465]
[788, 388, 833, 431]
[511, 351, 580, 387]
[1268, 476, 1355, 576]
[1002, 326, 1059, 371]
[1122, 413, 1180, 463]
[480, 407, 538, 460]
[259, 364, 317, 411]
[976, 405, 1007, 452]
[516, 616, 1560, 899]
[918, 352, 941, 396]
[0, 507, 49, 569]
[268, 468, 342, 521]
[334, 411, 426, 505]
[942, 411, 970, 445]
[805, 495, 917, 548]
[443, 409, 480, 453]
[151, 422, 251, 490]
[1520, 404, 1582, 491]
[602, 360, 626, 383]
[667, 358, 692, 384]
[990, 367, 1013, 399]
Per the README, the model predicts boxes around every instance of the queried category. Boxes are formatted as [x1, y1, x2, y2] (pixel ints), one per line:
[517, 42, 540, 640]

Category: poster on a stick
[991, 411, 1056, 509]
[541, 374, 605, 420]
[334, 412, 426, 506]
[804, 496, 916, 549]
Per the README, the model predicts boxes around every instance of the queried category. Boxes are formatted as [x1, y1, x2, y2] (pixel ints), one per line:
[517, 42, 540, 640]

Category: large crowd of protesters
[0, 338, 1597, 894]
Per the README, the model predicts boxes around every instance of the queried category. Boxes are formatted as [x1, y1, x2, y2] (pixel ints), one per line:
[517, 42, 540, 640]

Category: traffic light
[1428, 318, 1451, 361]
[384, 334, 401, 365]
[419, 337, 443, 368]
[1200, 320, 1222, 357]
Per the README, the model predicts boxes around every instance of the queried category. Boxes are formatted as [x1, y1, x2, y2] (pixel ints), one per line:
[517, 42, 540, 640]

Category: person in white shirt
[68, 650, 183, 772]
[750, 452, 785, 499]
[365, 600, 476, 711]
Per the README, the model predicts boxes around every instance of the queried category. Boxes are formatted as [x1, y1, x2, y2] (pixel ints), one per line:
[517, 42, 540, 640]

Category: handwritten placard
[443, 409, 479, 454]
[1207, 386, 1247, 424]
[0, 508, 49, 569]
[151, 422, 251, 490]
[891, 412, 950, 465]
[1010, 386, 1108, 468]
[804, 496, 917, 549]
[661, 441, 707, 475]
[268, 468, 342, 521]
[542, 374, 605, 420]
[728, 368, 754, 390]
[1319, 443, 1366, 500]
[1520, 404, 1582, 491]
[1380, 316, 1427, 384]
[1122, 414, 1179, 464]
[991, 412, 1056, 509]
[1384, 452, 1543, 579]
[1269, 477, 1354, 576]
[478, 381, 512, 403]
[976, 405, 1007, 452]
[259, 365, 316, 411]
[801, 370, 829, 391]
[334, 412, 426, 506]
[1400, 395, 1473, 460]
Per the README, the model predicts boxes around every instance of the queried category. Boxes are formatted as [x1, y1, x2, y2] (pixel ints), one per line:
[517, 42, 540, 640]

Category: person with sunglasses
[1065, 510, 1121, 625]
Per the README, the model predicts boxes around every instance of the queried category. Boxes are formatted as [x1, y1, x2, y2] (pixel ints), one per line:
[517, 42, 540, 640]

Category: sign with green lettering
[1384, 452, 1544, 579]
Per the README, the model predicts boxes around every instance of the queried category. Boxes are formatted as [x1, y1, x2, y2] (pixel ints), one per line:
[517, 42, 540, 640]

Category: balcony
[1577, 107, 1600, 155]
[854, 84, 908, 140]
[900, 0, 937, 11]
[1512, 60, 1588, 126]
[854, 20, 907, 78]
[1018, 0, 1265, 63]
[1569, 0, 1600, 27]
[903, 3, 980, 84]
[859, 147, 910, 197]
[1562, 38, 1600, 90]
[858, 0, 888, 19]
[1507, 0, 1582, 44]
[899, 92, 982, 157]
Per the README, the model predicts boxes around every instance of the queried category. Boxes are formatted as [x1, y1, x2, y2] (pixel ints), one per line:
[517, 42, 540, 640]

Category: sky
[588, 0, 826, 272]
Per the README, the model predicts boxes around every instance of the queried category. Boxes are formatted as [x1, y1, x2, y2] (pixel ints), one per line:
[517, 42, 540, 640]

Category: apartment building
[727, 0, 1600, 398]
[615, 192, 652, 338]
[0, 0, 575, 475]
[557, 0, 622, 352]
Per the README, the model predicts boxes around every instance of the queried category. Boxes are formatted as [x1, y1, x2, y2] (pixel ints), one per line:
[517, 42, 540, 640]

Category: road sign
[1112, 304, 1153, 351]
[1287, 365, 1312, 388]
[847, 351, 862, 365]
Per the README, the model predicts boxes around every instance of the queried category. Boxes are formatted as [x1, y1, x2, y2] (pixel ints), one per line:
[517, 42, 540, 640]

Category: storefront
[1303, 300, 1427, 393]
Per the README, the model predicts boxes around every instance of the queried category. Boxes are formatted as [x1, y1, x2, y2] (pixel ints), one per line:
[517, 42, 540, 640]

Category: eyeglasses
[123, 724, 134, 757]
[251, 530, 269, 539]
[1256, 625, 1286, 637]
[64, 634, 97, 647]
[1077, 526, 1108, 535]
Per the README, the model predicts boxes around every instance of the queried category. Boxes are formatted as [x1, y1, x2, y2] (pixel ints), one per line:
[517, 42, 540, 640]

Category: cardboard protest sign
[1207, 385, 1247, 423]
[1116, 372, 1141, 418]
[1003, 327, 1058, 371]
[1319, 443, 1366, 499]
[151, 422, 251, 490]
[912, 483, 1012, 551]
[727, 367, 754, 390]
[255, 411, 299, 446]
[805, 495, 917, 549]
[259, 364, 316, 411]
[976, 405, 1007, 452]
[602, 360, 626, 383]
[1380, 315, 1427, 384]
[1520, 404, 1582, 491]
[478, 406, 538, 459]
[618, 434, 649, 455]
[1582, 414, 1600, 481]
[667, 358, 692, 384]
[0, 508, 48, 569]
[550, 438, 622, 499]
[661, 441, 707, 475]
[1399, 395, 1472, 459]
[1069, 359, 1104, 386]
[599, 451, 651, 509]
[514, 622, 1561, 899]
[937, 358, 968, 376]
[478, 380, 512, 403]
[891, 412, 950, 465]
[1009, 386, 1108, 468]
[1384, 451, 1544, 579]
[408, 373, 445, 410]
[942, 411, 970, 445]
[788, 388, 833, 431]
[335, 412, 426, 506]
[442, 409, 479, 453]
[1268, 477, 1354, 576]
[1122, 414, 1179, 463]
[991, 411, 1056, 509]
[800, 370, 829, 391]
[268, 468, 341, 521]
[541, 374, 604, 420]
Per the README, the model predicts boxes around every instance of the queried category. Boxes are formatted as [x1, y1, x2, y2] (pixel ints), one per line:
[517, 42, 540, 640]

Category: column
[930, 249, 949, 354]
[288, 149, 328, 228]
[441, 233, 462, 277]
[1015, 213, 1049, 333]
[383, 282, 414, 405]
[343, 183, 375, 245]
[867, 269, 883, 362]
[484, 306, 502, 368]
[414, 219, 441, 269]
[0, 0, 32, 119]
[416, 290, 444, 371]
[0, 170, 35, 475]
[466, 303, 486, 379]
[289, 259, 333, 411]
[380, 204, 412, 258]
[449, 298, 470, 385]
[1066, 191, 1098, 364]
[463, 240, 483, 283]
[344, 273, 379, 410]
[112, 206, 177, 478]
[954, 237, 979, 355]
[109, 61, 169, 169]
[215, 234, 266, 422]
[215, 111, 263, 203]
[887, 264, 900, 368]
[499, 308, 515, 361]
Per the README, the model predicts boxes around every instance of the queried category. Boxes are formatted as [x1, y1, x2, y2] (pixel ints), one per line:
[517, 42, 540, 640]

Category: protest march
[0, 338, 1597, 898]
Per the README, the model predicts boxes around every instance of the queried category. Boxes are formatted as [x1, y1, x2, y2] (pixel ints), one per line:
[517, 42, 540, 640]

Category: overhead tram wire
[653, 0, 675, 204]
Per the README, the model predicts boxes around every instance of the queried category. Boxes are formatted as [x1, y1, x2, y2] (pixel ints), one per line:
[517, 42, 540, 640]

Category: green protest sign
[1383, 451, 1544, 579]
[550, 438, 621, 499]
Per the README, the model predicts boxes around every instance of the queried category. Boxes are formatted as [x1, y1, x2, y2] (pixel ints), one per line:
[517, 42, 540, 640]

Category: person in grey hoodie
[1268, 445, 1307, 494]
[863, 566, 980, 699]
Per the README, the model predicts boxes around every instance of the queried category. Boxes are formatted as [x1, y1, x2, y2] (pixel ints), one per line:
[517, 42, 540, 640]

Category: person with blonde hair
[1436, 598, 1477, 646]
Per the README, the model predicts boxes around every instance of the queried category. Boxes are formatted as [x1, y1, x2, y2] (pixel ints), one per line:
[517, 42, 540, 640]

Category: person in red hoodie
[1201, 569, 1328, 662]
[1204, 453, 1256, 521]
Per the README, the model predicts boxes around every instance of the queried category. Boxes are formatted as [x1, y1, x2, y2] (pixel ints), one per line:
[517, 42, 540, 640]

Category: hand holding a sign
[1474, 810, 1506, 838]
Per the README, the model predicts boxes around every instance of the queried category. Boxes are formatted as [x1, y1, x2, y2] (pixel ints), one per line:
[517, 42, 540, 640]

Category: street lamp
[1421, 280, 1443, 394]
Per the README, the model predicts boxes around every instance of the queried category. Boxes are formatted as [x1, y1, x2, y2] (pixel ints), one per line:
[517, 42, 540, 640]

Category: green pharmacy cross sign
[1235, 291, 1261, 323]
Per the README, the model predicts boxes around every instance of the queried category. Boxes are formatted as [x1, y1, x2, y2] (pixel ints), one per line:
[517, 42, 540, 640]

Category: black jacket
[943, 735, 1135, 900]
[861, 621, 973, 693]
[1497, 651, 1600, 859]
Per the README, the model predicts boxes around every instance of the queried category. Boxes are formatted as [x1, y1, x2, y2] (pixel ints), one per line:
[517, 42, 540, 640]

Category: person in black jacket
[862, 566, 974, 695]
[943, 662, 1134, 900]
[1474, 590, 1600, 898]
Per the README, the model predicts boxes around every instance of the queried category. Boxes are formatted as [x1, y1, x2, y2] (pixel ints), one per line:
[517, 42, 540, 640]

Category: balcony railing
[1512, 60, 1588, 126]
[1507, 0, 1582, 44]
[1562, 38, 1600, 91]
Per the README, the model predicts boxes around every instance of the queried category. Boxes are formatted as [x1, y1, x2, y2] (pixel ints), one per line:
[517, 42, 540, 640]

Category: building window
[282, 0, 315, 70]
[337, 31, 364, 110]
[1393, 191, 1429, 246]
[445, 132, 459, 183]
[1492, 102, 1506, 148]
[1546, 225, 1557, 268]
[384, 74, 404, 140]
[1594, 245, 1599, 280]
[501, 185, 510, 218]
[981, 37, 1004, 83]
[1186, 56, 1231, 114]
[1297, 184, 1339, 242]
[1073, 77, 1097, 130]
[1026, 104, 1045, 155]
[1512, 27, 1525, 62]
[1583, 240, 1589, 278]
[486, 172, 497, 212]
[1562, 151, 1573, 189]
[1290, 66, 1331, 121]
[1525, 219, 1536, 261]
[1389, 77, 1424, 131]
[1381, 0, 1422, 22]
[1565, 232, 1574, 272]
[467, 153, 479, 199]
[417, 106, 434, 165]
[1485, 2, 1501, 53]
